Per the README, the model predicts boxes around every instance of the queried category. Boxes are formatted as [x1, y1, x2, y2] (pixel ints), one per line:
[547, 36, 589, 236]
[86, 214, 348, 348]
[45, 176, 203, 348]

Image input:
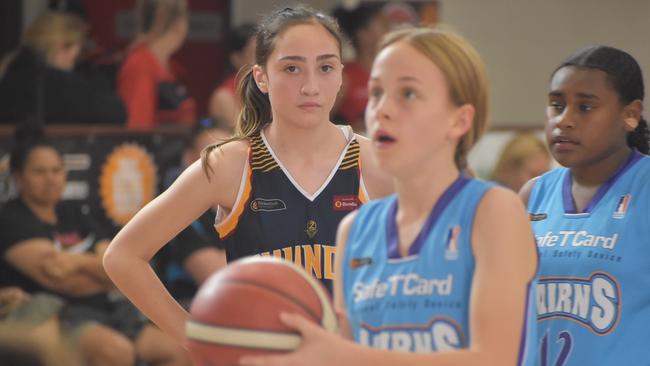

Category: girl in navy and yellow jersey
[104, 6, 392, 344]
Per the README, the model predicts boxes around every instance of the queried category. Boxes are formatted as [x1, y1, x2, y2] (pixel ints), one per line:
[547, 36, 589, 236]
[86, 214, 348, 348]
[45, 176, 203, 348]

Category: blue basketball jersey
[528, 151, 650, 365]
[343, 176, 537, 365]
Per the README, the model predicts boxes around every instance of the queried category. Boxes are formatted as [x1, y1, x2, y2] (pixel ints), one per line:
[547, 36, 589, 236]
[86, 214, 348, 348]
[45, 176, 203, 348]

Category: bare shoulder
[518, 176, 541, 206]
[173, 139, 250, 211]
[355, 134, 393, 199]
[473, 186, 536, 262]
[477, 185, 528, 222]
[204, 139, 249, 173]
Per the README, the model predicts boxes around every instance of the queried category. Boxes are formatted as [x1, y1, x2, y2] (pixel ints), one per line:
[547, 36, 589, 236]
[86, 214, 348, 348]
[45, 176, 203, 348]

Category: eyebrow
[278, 54, 340, 62]
[548, 91, 600, 100]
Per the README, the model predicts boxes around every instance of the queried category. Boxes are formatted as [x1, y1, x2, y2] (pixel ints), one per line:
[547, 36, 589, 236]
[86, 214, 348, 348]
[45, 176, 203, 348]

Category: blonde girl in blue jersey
[103, 6, 392, 345]
[240, 27, 538, 366]
[520, 46, 650, 365]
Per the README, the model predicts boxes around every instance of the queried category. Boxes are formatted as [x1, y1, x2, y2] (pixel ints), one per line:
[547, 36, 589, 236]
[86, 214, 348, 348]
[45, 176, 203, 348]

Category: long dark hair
[553, 45, 649, 154]
[200, 6, 344, 178]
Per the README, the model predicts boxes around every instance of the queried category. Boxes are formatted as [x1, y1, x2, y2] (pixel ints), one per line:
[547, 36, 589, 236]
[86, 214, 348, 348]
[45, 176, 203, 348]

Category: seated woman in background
[118, 0, 196, 130]
[490, 132, 551, 192]
[208, 23, 256, 129]
[0, 11, 126, 125]
[0, 128, 190, 366]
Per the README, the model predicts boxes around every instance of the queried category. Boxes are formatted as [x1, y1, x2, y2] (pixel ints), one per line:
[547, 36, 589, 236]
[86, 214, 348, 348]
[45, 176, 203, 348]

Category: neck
[571, 146, 632, 187]
[264, 120, 343, 158]
[21, 195, 56, 224]
[394, 156, 460, 220]
[147, 36, 175, 69]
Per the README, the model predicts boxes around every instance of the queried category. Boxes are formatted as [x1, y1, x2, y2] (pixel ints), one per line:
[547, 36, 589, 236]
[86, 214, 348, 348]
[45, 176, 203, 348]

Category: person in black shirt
[0, 12, 126, 124]
[0, 131, 190, 365]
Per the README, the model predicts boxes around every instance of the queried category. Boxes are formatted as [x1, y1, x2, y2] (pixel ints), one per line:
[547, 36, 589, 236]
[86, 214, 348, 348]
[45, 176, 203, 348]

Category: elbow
[102, 244, 120, 280]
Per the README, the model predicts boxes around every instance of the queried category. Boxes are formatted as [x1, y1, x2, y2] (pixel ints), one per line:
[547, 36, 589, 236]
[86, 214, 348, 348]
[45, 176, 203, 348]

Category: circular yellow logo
[99, 143, 157, 226]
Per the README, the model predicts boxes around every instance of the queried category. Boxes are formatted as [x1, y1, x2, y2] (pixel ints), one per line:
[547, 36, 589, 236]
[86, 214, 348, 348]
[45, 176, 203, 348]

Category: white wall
[441, 0, 650, 128]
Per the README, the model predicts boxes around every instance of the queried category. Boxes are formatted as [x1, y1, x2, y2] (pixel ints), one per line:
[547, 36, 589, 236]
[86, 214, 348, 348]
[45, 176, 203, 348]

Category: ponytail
[200, 67, 271, 179]
[627, 117, 650, 154]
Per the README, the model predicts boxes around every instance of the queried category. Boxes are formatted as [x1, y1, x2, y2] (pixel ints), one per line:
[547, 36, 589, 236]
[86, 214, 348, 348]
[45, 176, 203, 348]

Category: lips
[552, 135, 578, 145]
[298, 102, 321, 110]
[371, 129, 397, 147]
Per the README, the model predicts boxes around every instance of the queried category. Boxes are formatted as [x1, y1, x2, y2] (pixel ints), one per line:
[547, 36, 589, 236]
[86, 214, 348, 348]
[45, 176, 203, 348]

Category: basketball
[185, 256, 338, 365]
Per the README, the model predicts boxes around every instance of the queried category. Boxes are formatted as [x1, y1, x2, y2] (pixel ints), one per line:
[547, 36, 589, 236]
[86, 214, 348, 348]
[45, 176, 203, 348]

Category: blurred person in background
[118, 0, 196, 130]
[0, 12, 126, 125]
[490, 132, 551, 192]
[0, 127, 191, 366]
[157, 117, 230, 307]
[208, 23, 256, 129]
[333, 3, 389, 132]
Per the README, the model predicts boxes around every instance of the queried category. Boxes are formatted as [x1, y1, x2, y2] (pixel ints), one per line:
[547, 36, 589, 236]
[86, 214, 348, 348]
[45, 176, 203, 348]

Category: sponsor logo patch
[529, 212, 548, 221]
[250, 198, 287, 212]
[349, 257, 373, 269]
[333, 195, 360, 211]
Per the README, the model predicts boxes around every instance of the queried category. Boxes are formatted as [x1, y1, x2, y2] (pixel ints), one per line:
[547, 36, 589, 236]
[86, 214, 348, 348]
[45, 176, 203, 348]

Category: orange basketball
[185, 256, 338, 366]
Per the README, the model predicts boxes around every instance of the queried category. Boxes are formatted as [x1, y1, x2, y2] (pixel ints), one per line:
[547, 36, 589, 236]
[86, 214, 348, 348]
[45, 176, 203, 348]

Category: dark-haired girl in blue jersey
[521, 45, 650, 366]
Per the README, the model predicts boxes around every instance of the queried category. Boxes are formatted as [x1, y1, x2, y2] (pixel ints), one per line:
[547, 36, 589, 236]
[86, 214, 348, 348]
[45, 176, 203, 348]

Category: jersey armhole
[214, 152, 251, 237]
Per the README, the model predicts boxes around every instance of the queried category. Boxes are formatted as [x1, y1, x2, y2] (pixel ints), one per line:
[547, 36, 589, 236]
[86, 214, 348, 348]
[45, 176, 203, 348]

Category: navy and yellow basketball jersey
[215, 126, 368, 291]
[343, 176, 537, 365]
[528, 151, 650, 365]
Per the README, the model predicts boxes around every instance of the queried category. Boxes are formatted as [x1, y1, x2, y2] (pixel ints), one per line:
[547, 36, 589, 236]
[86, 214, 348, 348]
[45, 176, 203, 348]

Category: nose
[552, 108, 575, 130]
[300, 70, 320, 96]
[373, 93, 394, 122]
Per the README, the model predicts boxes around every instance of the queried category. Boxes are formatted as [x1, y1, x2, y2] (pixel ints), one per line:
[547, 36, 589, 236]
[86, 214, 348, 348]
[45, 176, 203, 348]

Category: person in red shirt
[118, 0, 196, 130]
[333, 4, 389, 133]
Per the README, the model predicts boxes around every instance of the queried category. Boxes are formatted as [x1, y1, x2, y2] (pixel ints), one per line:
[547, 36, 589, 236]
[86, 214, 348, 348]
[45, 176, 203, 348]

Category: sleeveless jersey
[343, 176, 537, 365]
[528, 151, 650, 365]
[215, 126, 368, 291]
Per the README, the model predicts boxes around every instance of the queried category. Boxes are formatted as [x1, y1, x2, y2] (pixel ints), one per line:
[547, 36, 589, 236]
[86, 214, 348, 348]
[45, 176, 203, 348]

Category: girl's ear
[623, 99, 643, 132]
[449, 104, 475, 139]
[252, 64, 268, 94]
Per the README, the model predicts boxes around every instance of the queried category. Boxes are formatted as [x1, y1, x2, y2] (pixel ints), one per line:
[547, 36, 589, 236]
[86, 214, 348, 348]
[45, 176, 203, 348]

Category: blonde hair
[136, 0, 188, 37]
[22, 11, 87, 61]
[379, 27, 489, 169]
[490, 132, 550, 183]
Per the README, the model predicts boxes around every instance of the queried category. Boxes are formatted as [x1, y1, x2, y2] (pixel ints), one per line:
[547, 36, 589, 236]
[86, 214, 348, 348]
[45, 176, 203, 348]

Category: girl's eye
[321, 64, 334, 72]
[285, 65, 298, 73]
[403, 88, 417, 100]
[369, 87, 382, 99]
[549, 101, 564, 112]
[579, 104, 593, 112]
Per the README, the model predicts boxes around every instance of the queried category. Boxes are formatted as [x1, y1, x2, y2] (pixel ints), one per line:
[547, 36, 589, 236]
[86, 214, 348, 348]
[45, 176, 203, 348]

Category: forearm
[104, 249, 189, 344]
[74, 253, 113, 285]
[57, 272, 111, 296]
